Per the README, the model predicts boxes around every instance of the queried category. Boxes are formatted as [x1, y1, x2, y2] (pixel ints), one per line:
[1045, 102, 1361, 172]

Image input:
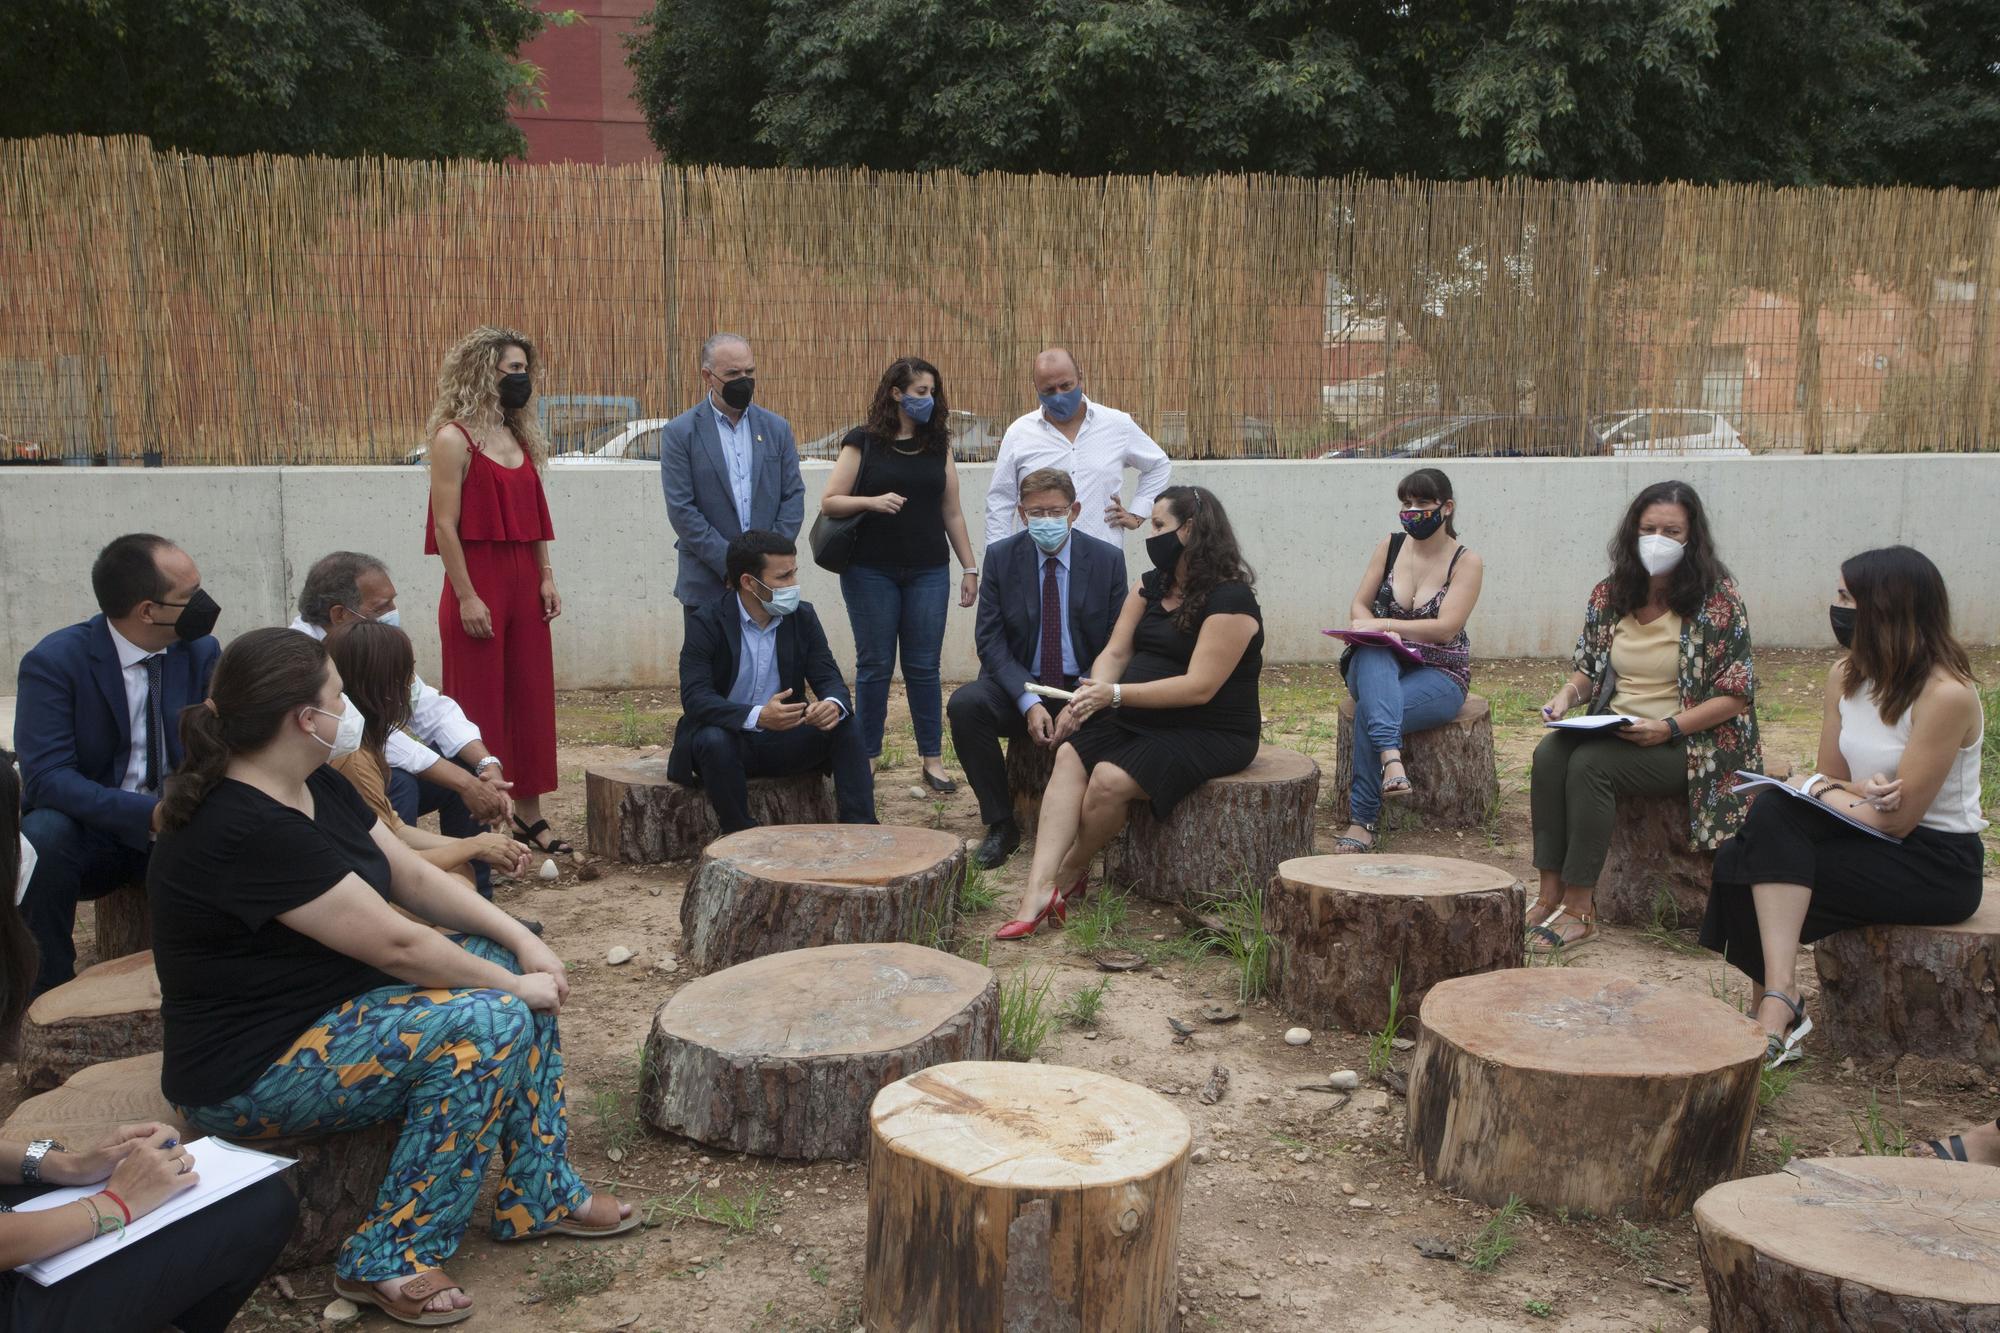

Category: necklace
[891, 441, 923, 456]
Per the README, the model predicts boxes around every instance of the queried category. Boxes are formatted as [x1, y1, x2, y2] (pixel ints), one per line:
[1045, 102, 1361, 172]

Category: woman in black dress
[997, 486, 1263, 937]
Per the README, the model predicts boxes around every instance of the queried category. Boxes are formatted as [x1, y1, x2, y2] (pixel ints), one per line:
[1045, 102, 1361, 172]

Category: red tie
[1039, 558, 1064, 686]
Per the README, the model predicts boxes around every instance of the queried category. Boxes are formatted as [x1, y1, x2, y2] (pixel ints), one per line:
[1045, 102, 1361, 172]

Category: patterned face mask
[1399, 507, 1447, 540]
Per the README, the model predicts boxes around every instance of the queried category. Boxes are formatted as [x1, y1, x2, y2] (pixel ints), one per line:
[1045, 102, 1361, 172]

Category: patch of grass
[660, 1182, 774, 1234]
[1366, 967, 1411, 1075]
[1483, 683, 1541, 722]
[1638, 885, 1706, 956]
[587, 1087, 644, 1158]
[1062, 887, 1130, 953]
[1523, 1299, 1554, 1319]
[1851, 1089, 1909, 1155]
[532, 1250, 618, 1306]
[928, 798, 948, 829]
[1059, 976, 1111, 1028]
[1760, 1059, 1804, 1108]
[1194, 875, 1272, 1003]
[1124, 930, 1211, 967]
[957, 861, 999, 913]
[1603, 1218, 1662, 1267]
[618, 697, 643, 747]
[1465, 1194, 1526, 1273]
[1773, 1131, 1800, 1164]
[999, 966, 1059, 1060]
[1982, 687, 2000, 817]
[807, 1260, 830, 1287]
[878, 745, 907, 771]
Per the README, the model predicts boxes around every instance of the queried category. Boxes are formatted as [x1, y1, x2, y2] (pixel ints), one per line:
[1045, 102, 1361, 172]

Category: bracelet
[963, 568, 978, 576]
[1665, 716, 1683, 741]
[81, 1194, 122, 1239]
[100, 1189, 132, 1225]
[475, 756, 504, 776]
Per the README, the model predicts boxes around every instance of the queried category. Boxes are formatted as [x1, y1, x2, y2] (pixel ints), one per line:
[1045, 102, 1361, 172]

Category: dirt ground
[14, 648, 1997, 1332]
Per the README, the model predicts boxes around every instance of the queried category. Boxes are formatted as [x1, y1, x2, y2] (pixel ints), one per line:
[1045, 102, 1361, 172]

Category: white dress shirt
[984, 396, 1173, 550]
[289, 617, 482, 775]
[105, 623, 159, 793]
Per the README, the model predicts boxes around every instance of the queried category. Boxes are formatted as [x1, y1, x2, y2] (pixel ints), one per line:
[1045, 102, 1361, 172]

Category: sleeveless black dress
[1067, 571, 1263, 818]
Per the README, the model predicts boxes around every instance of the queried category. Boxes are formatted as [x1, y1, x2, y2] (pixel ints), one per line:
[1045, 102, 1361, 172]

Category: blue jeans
[1345, 646, 1467, 826]
[841, 562, 950, 758]
[388, 763, 491, 898]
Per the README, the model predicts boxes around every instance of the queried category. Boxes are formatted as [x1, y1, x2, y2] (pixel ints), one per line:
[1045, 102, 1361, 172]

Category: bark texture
[1007, 738, 1060, 832]
[679, 824, 968, 972]
[1814, 893, 2000, 1069]
[1595, 792, 1714, 928]
[1407, 968, 1764, 1220]
[1268, 855, 1523, 1034]
[92, 880, 151, 960]
[585, 756, 835, 864]
[865, 1061, 1189, 1332]
[18, 950, 162, 1092]
[642, 942, 997, 1160]
[1107, 746, 1319, 909]
[1331, 694, 1497, 830]
[1695, 1157, 2000, 1331]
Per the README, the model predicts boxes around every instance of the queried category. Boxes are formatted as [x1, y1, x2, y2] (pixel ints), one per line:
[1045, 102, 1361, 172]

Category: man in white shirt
[983, 346, 1173, 551]
[292, 551, 513, 897]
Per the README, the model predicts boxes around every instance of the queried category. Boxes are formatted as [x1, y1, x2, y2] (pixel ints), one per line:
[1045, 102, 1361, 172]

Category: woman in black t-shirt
[997, 486, 1265, 938]
[148, 628, 634, 1327]
[819, 357, 980, 792]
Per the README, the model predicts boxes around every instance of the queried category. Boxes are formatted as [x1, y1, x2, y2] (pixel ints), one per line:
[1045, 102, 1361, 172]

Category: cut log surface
[1107, 745, 1319, 909]
[585, 755, 835, 863]
[642, 942, 997, 1160]
[1407, 967, 1764, 1220]
[1696, 1156, 2000, 1332]
[91, 880, 151, 960]
[18, 949, 163, 1091]
[680, 824, 967, 972]
[1596, 791, 1714, 928]
[1268, 855, 1523, 1033]
[1332, 693, 1497, 829]
[866, 1061, 1189, 1332]
[1006, 737, 1060, 832]
[1814, 887, 2000, 1069]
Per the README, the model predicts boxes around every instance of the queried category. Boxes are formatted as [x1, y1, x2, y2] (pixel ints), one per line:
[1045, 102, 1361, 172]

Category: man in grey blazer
[659, 333, 806, 607]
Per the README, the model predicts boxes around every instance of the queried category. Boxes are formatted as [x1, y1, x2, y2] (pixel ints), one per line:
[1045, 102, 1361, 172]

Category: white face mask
[1637, 533, 1686, 577]
[306, 693, 366, 762]
[16, 832, 35, 905]
[374, 608, 402, 629]
[409, 678, 424, 709]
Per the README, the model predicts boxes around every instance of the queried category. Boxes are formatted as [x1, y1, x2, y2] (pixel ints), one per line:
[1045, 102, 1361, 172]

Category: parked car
[405, 417, 673, 466]
[1319, 413, 1458, 459]
[1323, 414, 1595, 459]
[1591, 410, 1750, 457]
[1149, 412, 1278, 457]
[801, 410, 1004, 462]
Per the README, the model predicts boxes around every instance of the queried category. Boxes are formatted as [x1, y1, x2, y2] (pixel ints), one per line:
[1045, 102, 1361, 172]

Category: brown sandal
[1527, 904, 1597, 954]
[498, 1194, 643, 1241]
[332, 1271, 471, 1327]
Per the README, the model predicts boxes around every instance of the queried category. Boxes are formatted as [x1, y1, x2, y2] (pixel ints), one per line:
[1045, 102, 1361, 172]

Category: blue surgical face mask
[1038, 386, 1084, 421]
[899, 392, 935, 424]
[1026, 516, 1071, 553]
[373, 608, 401, 628]
[753, 577, 801, 617]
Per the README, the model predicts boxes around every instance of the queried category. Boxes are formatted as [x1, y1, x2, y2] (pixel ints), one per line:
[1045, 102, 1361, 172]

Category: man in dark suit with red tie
[948, 468, 1128, 869]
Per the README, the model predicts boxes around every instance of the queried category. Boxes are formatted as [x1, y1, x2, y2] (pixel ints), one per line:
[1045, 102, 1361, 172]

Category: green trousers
[1530, 730, 1687, 888]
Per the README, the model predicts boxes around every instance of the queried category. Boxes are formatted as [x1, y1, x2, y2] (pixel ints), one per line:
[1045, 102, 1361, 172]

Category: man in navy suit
[15, 534, 222, 993]
[948, 468, 1129, 868]
[666, 531, 876, 833]
[659, 333, 807, 608]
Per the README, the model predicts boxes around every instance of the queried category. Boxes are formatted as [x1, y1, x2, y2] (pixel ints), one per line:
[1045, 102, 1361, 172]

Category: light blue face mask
[1038, 386, 1084, 421]
[1026, 516, 1071, 553]
[899, 392, 936, 424]
[374, 608, 402, 628]
[753, 577, 801, 617]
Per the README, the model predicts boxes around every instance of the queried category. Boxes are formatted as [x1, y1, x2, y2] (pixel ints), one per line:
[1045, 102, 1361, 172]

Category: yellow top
[1607, 612, 1683, 721]
[330, 747, 406, 832]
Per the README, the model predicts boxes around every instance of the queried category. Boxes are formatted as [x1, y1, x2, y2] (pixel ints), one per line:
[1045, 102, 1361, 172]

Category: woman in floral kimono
[1530, 480, 1761, 952]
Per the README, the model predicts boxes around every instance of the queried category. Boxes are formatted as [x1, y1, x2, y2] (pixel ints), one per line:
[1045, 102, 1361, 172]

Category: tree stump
[1695, 1156, 2000, 1331]
[2, 1051, 401, 1272]
[1407, 967, 1765, 1220]
[679, 825, 967, 972]
[1106, 745, 1319, 909]
[865, 1061, 1189, 1332]
[1267, 855, 1524, 1034]
[584, 755, 835, 863]
[91, 880, 151, 960]
[1330, 693, 1497, 830]
[1595, 792, 1714, 928]
[18, 949, 162, 1092]
[641, 942, 997, 1160]
[1006, 737, 1060, 831]
[1813, 888, 2000, 1069]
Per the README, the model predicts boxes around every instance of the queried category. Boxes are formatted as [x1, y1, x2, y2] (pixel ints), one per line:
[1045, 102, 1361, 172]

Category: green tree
[0, 0, 559, 161]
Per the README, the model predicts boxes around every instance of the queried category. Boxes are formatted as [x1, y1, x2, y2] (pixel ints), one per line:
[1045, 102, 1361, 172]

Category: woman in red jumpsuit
[424, 326, 568, 855]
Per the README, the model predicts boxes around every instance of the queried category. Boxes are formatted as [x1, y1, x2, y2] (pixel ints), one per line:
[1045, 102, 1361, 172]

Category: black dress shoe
[513, 914, 545, 938]
[922, 768, 959, 794]
[973, 820, 1022, 869]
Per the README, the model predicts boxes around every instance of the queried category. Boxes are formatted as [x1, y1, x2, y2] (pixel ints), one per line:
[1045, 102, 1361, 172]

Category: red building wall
[513, 1, 661, 165]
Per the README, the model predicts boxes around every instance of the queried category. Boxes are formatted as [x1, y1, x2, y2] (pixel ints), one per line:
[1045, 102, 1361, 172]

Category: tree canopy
[628, 0, 2000, 188]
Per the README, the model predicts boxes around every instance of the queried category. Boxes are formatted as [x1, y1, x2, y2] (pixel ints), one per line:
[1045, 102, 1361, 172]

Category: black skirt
[1699, 791, 1985, 984]
[1067, 713, 1259, 820]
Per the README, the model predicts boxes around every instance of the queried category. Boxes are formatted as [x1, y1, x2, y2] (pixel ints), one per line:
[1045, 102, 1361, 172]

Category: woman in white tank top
[1701, 547, 1985, 1074]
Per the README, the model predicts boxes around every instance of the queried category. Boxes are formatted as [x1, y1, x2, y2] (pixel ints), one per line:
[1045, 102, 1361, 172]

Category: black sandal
[1330, 822, 1378, 854]
[1919, 1135, 1972, 1162]
[513, 815, 574, 856]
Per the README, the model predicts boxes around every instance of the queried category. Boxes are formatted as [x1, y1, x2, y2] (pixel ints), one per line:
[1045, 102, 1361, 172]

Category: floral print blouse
[1571, 577, 1763, 851]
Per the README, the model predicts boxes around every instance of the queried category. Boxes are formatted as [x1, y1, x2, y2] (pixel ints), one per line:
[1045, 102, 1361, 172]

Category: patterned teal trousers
[177, 936, 589, 1282]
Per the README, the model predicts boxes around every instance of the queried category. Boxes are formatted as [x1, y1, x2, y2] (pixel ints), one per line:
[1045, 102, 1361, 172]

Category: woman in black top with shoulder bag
[819, 357, 980, 792]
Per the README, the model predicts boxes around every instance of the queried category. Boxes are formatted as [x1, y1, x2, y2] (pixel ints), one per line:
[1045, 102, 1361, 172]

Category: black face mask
[1400, 507, 1447, 540]
[1145, 529, 1184, 575]
[719, 376, 756, 411]
[498, 372, 533, 412]
[1830, 604, 1856, 649]
[163, 587, 222, 642]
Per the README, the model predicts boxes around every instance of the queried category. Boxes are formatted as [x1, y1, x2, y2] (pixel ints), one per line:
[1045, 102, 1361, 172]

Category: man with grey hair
[658, 333, 806, 606]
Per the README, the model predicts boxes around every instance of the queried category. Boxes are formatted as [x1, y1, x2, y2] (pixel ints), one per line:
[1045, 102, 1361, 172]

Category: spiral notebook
[1321, 628, 1426, 667]
[1732, 771, 1903, 844]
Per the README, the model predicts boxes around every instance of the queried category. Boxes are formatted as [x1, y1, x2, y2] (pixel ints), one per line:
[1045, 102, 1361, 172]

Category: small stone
[1347, 1090, 1392, 1115]
[1237, 1288, 1261, 1300]
[908, 785, 929, 800]
[1284, 1027, 1312, 1046]
[323, 1298, 361, 1324]
[1083, 1031, 1098, 1040]
[1391, 1037, 1415, 1051]
[654, 955, 680, 974]
[1329, 1069, 1360, 1090]
[1290, 1150, 1310, 1164]
[1190, 1146, 1211, 1164]
[1348, 1196, 1373, 1210]
[607, 1146, 625, 1163]
[1151, 933, 1166, 942]
[1340, 1183, 1356, 1196]
[538, 858, 559, 881]
[575, 860, 602, 882]
[606, 946, 636, 966]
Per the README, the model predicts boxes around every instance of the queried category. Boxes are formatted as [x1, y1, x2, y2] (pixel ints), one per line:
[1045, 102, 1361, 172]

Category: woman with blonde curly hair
[425, 327, 569, 856]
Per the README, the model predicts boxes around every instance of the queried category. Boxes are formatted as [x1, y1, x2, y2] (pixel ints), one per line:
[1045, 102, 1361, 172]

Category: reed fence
[0, 136, 1995, 466]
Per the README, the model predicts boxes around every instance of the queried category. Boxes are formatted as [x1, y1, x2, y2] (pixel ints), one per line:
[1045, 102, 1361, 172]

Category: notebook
[1732, 771, 1903, 844]
[1321, 628, 1426, 667]
[1543, 714, 1637, 731]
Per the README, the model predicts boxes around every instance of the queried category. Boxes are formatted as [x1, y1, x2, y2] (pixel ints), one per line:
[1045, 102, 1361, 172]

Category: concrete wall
[3, 456, 1995, 691]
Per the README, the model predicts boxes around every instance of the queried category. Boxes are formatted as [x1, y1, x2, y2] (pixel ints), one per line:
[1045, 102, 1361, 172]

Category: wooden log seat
[1406, 967, 1765, 1221]
[1330, 692, 1497, 830]
[2, 1051, 399, 1272]
[640, 942, 997, 1160]
[91, 879, 151, 961]
[1105, 745, 1319, 909]
[18, 949, 163, 1092]
[1594, 791, 1715, 929]
[1006, 737, 1060, 832]
[1813, 888, 2000, 1070]
[584, 756, 835, 864]
[1695, 1156, 2000, 1331]
[865, 1061, 1189, 1332]
[678, 824, 968, 972]
[1267, 855, 1524, 1034]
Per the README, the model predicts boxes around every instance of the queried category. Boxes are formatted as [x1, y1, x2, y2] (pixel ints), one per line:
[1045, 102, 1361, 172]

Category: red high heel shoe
[994, 888, 1071, 940]
[1061, 870, 1090, 902]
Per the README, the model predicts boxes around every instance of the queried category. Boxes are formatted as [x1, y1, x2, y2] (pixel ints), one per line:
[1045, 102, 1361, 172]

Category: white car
[546, 418, 676, 464]
[1592, 410, 1750, 457]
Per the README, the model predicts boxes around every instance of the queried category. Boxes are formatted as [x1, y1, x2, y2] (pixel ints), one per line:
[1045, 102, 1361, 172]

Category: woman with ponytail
[150, 628, 634, 1327]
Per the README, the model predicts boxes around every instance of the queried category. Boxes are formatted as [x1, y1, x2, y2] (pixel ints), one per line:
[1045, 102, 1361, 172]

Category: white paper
[1023, 682, 1078, 702]
[1732, 770, 1903, 844]
[1544, 714, 1637, 731]
[13, 1137, 295, 1284]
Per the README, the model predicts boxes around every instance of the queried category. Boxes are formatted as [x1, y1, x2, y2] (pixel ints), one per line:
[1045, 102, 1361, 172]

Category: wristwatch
[22, 1138, 64, 1185]
[475, 757, 504, 776]
[1664, 717, 1683, 741]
